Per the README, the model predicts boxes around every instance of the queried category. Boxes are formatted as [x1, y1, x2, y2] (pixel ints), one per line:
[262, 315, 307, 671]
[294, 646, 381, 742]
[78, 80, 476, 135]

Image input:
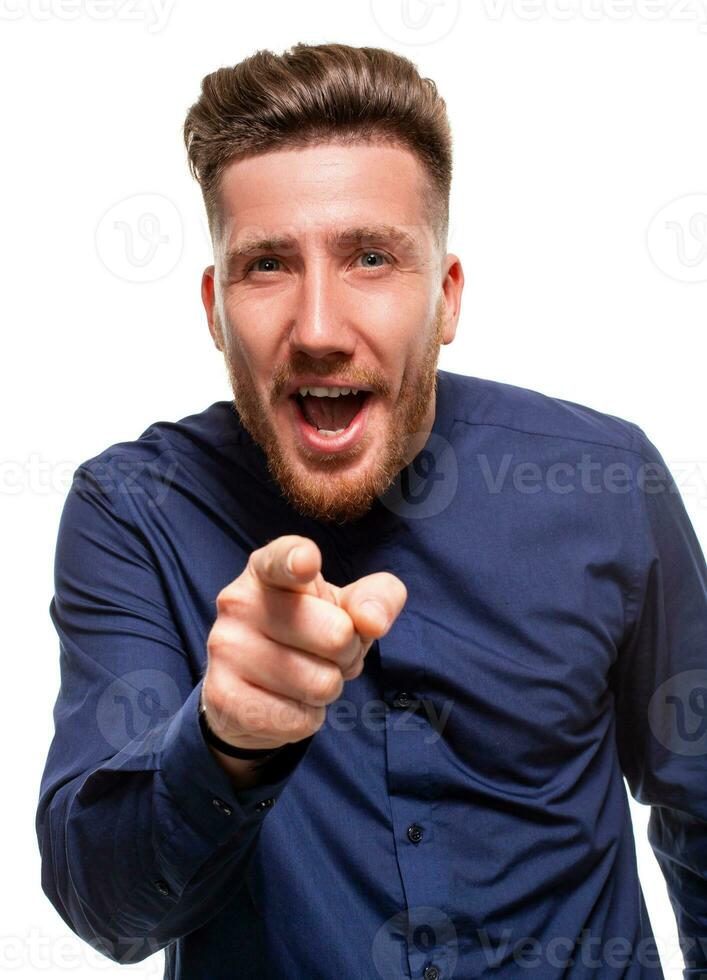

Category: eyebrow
[224, 224, 421, 271]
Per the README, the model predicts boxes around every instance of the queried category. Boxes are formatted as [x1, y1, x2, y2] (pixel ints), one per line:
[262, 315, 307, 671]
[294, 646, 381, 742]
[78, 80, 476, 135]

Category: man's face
[201, 140, 463, 524]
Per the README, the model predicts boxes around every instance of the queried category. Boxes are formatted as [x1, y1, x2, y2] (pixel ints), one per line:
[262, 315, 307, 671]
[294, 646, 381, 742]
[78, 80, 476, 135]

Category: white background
[1, 0, 706, 976]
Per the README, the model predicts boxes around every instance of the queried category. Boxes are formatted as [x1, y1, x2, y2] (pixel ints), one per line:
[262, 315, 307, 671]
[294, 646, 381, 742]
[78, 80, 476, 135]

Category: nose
[288, 255, 356, 359]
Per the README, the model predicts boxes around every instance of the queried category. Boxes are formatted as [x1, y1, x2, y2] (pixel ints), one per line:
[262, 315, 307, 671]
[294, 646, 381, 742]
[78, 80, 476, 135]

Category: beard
[217, 296, 446, 525]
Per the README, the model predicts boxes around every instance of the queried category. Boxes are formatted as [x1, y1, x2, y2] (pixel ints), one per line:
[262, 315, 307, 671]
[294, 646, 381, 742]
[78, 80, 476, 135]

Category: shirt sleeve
[35, 463, 314, 965]
[610, 424, 707, 978]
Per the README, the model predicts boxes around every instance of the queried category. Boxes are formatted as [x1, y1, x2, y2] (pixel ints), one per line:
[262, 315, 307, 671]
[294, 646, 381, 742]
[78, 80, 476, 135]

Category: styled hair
[183, 42, 453, 249]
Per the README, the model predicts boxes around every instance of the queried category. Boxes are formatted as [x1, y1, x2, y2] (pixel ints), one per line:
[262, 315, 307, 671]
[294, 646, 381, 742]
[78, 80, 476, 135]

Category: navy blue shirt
[36, 369, 707, 978]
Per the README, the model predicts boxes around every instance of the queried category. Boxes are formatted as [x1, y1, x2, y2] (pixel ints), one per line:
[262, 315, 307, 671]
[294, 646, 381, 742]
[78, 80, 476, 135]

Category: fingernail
[286, 547, 301, 576]
[359, 599, 388, 629]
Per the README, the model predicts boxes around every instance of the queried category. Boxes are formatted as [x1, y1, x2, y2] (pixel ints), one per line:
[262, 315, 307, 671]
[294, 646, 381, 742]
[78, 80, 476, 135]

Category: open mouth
[287, 388, 375, 454]
[290, 390, 371, 436]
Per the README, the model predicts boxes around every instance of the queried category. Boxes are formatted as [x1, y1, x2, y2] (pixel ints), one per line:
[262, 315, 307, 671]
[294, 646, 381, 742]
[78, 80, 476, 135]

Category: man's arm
[610, 424, 707, 977]
[35, 464, 312, 965]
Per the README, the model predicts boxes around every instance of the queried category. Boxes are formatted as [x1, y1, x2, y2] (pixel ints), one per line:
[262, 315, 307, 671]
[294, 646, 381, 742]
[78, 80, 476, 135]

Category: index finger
[247, 535, 334, 602]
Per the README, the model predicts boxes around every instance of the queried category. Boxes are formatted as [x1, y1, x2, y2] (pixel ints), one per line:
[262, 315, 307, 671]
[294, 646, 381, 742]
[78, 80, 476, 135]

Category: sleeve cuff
[159, 678, 314, 847]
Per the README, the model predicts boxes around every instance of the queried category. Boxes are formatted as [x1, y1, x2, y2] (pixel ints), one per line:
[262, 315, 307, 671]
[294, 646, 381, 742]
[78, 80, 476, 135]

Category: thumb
[331, 572, 408, 642]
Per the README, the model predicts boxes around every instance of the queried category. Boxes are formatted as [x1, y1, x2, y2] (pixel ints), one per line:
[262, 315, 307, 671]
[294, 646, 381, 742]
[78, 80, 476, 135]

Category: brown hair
[183, 42, 453, 249]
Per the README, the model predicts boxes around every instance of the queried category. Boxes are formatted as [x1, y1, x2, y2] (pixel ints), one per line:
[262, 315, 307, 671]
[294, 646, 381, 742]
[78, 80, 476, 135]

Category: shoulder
[73, 401, 242, 488]
[440, 368, 648, 457]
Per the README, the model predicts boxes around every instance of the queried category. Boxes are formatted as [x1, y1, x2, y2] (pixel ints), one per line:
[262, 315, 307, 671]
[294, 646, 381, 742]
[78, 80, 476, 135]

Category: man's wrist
[198, 689, 285, 761]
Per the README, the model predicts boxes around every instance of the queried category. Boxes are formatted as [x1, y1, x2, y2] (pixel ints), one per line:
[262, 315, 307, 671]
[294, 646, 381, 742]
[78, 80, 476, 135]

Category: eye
[246, 256, 281, 274]
[356, 250, 390, 269]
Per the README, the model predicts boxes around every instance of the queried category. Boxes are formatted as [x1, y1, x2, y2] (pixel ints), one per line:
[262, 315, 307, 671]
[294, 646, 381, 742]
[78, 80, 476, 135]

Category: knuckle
[290, 704, 326, 739]
[280, 707, 311, 739]
[207, 622, 249, 666]
[206, 625, 231, 659]
[286, 721, 311, 742]
[217, 585, 254, 621]
[308, 663, 343, 703]
[215, 587, 239, 616]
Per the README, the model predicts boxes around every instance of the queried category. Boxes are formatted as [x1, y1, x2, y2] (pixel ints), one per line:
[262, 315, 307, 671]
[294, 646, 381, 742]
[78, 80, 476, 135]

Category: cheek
[221, 305, 272, 363]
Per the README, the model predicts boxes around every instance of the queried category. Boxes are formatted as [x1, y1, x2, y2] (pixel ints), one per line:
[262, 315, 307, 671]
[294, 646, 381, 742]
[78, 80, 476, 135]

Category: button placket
[380, 609, 444, 980]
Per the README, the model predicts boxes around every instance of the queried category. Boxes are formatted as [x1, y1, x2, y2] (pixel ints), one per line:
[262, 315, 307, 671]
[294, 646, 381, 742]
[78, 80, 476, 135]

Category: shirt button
[393, 691, 413, 709]
[211, 797, 233, 816]
[255, 797, 275, 812]
[423, 966, 440, 980]
[407, 823, 424, 844]
[153, 879, 171, 897]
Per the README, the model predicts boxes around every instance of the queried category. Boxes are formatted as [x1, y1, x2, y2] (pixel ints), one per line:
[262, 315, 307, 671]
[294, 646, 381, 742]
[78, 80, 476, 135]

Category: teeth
[317, 428, 346, 436]
[297, 385, 359, 397]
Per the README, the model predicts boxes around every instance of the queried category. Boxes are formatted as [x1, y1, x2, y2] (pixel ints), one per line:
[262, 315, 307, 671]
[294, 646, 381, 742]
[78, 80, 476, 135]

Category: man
[36, 43, 706, 979]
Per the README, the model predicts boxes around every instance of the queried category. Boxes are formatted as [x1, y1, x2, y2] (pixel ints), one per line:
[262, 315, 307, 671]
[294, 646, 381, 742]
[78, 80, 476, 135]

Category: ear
[201, 265, 222, 351]
[439, 254, 464, 345]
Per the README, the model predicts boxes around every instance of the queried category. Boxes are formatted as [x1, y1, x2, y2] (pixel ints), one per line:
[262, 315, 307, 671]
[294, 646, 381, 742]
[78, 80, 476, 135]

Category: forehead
[215, 141, 432, 249]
